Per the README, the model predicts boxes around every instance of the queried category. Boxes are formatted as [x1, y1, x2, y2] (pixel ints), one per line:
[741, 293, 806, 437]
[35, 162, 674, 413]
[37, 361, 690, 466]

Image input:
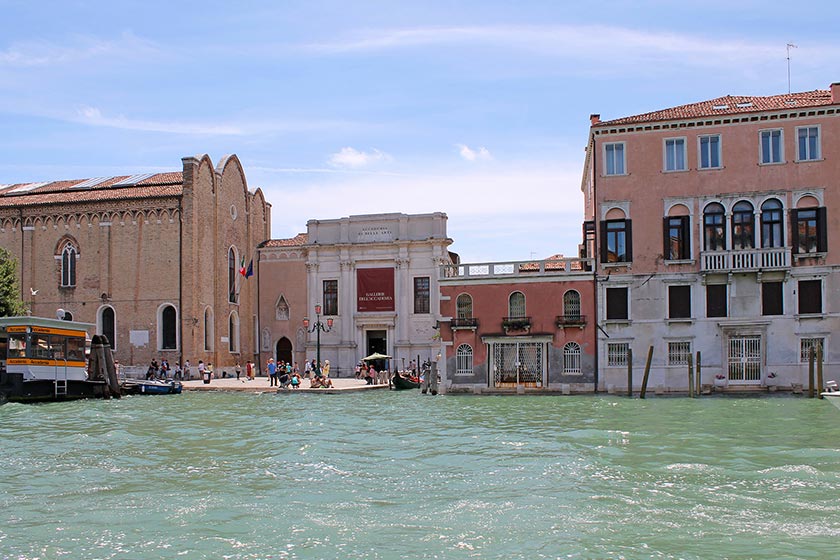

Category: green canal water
[2, 392, 839, 559]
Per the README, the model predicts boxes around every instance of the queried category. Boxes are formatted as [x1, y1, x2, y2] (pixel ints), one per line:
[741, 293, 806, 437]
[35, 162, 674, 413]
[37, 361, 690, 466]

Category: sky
[2, 1, 839, 263]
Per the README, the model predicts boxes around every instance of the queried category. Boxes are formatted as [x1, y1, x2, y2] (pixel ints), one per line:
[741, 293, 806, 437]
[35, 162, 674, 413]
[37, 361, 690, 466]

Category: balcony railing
[556, 314, 587, 328]
[451, 317, 479, 329]
[700, 247, 790, 272]
[502, 316, 531, 332]
[441, 257, 594, 280]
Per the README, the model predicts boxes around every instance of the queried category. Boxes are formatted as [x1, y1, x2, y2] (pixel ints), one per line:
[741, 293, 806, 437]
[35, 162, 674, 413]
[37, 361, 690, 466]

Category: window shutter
[663, 218, 670, 259]
[817, 207, 828, 252]
[681, 217, 691, 260]
[625, 219, 633, 262]
[789, 209, 800, 254]
[600, 221, 608, 263]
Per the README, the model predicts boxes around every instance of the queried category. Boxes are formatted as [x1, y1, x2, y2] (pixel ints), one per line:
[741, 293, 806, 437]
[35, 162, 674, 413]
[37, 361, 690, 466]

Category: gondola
[391, 372, 421, 390]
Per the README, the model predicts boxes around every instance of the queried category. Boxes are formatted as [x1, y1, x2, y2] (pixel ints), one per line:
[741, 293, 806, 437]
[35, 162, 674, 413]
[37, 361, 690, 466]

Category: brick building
[0, 153, 270, 373]
[582, 82, 840, 392]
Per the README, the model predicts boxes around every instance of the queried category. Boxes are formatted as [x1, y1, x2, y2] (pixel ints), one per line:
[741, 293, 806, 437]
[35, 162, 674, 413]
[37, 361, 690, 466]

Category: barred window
[607, 343, 629, 366]
[456, 344, 473, 376]
[668, 341, 691, 365]
[508, 291, 526, 318]
[563, 290, 581, 321]
[563, 342, 581, 373]
[800, 338, 825, 363]
[456, 293, 473, 318]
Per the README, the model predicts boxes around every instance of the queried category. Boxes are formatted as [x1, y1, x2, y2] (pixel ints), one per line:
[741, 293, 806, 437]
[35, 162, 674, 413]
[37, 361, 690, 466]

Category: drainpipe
[591, 132, 600, 393]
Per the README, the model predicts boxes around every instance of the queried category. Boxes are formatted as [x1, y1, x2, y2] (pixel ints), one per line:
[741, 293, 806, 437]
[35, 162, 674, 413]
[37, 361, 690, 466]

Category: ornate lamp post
[303, 304, 333, 375]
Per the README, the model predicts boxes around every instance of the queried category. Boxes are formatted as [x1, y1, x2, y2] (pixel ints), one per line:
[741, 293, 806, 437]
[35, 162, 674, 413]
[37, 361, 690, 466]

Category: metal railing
[555, 314, 587, 327]
[700, 247, 790, 272]
[450, 317, 479, 329]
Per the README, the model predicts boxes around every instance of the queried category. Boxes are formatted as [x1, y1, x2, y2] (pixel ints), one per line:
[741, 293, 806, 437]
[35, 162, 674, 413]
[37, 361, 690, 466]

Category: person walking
[235, 362, 242, 380]
[267, 358, 277, 387]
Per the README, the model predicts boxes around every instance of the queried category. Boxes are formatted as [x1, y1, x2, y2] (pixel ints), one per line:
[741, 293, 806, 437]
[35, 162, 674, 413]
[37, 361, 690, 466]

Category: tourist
[304, 360, 312, 378]
[174, 361, 182, 380]
[146, 360, 158, 380]
[206, 363, 214, 379]
[290, 372, 301, 388]
[197, 360, 205, 381]
[267, 358, 277, 386]
[366, 365, 376, 385]
[184, 359, 191, 380]
[246, 360, 254, 380]
[323, 360, 331, 378]
[235, 362, 241, 380]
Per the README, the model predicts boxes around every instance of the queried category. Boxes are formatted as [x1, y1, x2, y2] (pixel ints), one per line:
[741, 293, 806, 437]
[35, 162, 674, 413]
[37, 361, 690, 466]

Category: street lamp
[303, 304, 333, 375]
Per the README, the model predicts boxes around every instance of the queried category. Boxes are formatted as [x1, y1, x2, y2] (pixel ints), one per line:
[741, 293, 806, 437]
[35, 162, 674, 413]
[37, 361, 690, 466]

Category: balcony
[451, 317, 479, 330]
[700, 247, 790, 273]
[502, 316, 531, 333]
[440, 257, 594, 280]
[555, 314, 587, 329]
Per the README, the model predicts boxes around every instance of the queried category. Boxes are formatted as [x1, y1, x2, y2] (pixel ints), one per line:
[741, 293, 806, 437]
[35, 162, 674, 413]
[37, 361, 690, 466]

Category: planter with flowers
[713, 373, 728, 388]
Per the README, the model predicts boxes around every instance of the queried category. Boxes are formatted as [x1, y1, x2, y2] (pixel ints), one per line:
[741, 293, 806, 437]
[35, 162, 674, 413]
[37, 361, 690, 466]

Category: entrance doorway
[276, 337, 292, 365]
[727, 335, 761, 383]
[366, 330, 387, 370]
[491, 341, 544, 388]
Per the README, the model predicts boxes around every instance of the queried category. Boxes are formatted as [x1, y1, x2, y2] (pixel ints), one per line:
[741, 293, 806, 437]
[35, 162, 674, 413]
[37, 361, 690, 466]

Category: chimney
[832, 82, 840, 104]
[590, 113, 601, 125]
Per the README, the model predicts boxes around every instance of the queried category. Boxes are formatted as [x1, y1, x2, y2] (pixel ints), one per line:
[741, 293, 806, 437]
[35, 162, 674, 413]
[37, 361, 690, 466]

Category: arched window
[731, 200, 755, 250]
[98, 306, 116, 351]
[563, 290, 581, 321]
[160, 305, 177, 350]
[456, 344, 473, 376]
[761, 198, 784, 248]
[61, 243, 77, 287]
[508, 291, 526, 318]
[204, 307, 214, 352]
[229, 312, 240, 353]
[456, 293, 473, 318]
[228, 247, 238, 303]
[276, 295, 290, 321]
[703, 203, 726, 251]
[563, 342, 581, 374]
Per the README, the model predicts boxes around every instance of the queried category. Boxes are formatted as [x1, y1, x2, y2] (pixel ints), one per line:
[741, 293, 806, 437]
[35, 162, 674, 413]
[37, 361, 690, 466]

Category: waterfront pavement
[181, 375, 389, 394]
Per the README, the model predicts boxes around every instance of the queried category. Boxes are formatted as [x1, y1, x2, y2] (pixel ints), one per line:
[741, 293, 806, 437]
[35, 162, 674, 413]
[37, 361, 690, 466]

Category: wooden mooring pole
[817, 345, 824, 399]
[695, 351, 702, 395]
[640, 346, 653, 399]
[808, 346, 815, 398]
[687, 353, 695, 398]
[627, 348, 633, 397]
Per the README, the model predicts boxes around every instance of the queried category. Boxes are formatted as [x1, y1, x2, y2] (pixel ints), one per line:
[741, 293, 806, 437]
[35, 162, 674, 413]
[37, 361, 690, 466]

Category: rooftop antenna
[786, 43, 797, 94]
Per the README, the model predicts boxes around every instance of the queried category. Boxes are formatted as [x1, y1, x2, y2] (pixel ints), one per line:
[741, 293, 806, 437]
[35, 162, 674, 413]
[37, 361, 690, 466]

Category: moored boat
[821, 380, 840, 410]
[391, 372, 421, 390]
[121, 379, 182, 395]
[0, 316, 120, 403]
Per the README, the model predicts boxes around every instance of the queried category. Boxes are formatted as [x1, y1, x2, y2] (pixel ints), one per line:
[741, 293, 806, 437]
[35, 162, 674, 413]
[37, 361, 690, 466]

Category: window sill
[794, 158, 824, 164]
[665, 259, 695, 266]
[793, 252, 827, 261]
[698, 166, 724, 171]
[602, 262, 632, 269]
[796, 313, 826, 320]
[662, 168, 688, 174]
[601, 172, 629, 178]
[666, 318, 695, 325]
[605, 319, 631, 326]
[759, 161, 786, 166]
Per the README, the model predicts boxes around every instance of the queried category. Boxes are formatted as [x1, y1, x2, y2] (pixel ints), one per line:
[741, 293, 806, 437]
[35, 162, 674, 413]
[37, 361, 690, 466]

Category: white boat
[821, 380, 840, 410]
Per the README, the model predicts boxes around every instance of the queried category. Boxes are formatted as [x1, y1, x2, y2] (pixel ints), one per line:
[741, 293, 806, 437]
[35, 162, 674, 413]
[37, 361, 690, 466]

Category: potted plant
[713, 373, 728, 388]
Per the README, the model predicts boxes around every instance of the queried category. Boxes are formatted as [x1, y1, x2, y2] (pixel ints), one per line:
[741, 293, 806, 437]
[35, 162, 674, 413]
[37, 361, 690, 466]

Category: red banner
[357, 268, 395, 312]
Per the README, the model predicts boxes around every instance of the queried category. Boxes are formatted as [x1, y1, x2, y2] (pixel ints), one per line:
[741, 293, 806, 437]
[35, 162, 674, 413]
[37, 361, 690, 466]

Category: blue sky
[2, 1, 838, 262]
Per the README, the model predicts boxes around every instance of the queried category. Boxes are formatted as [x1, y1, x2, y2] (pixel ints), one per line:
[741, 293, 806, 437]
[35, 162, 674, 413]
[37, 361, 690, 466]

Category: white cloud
[328, 147, 392, 168]
[75, 105, 244, 136]
[0, 32, 159, 67]
[457, 144, 492, 162]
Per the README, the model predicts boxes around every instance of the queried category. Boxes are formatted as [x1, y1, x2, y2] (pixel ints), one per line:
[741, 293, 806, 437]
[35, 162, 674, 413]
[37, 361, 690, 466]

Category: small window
[606, 287, 628, 321]
[456, 344, 473, 376]
[323, 280, 338, 316]
[414, 277, 430, 314]
[706, 284, 727, 318]
[668, 285, 691, 319]
[229, 312, 240, 353]
[563, 290, 581, 321]
[600, 219, 632, 263]
[456, 294, 473, 318]
[508, 291, 526, 318]
[762, 282, 783, 316]
[563, 342, 582, 374]
[664, 215, 690, 260]
[161, 305, 177, 350]
[798, 280, 822, 314]
[664, 138, 686, 171]
[61, 243, 77, 287]
[800, 337, 825, 363]
[604, 142, 625, 176]
[698, 134, 721, 169]
[760, 129, 783, 164]
[668, 341, 692, 366]
[791, 207, 827, 254]
[797, 126, 820, 161]
[228, 247, 238, 303]
[204, 307, 214, 352]
[607, 342, 629, 366]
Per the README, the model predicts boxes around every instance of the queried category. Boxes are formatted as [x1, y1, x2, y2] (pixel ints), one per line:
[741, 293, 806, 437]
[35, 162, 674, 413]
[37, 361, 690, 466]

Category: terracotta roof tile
[262, 233, 308, 247]
[0, 172, 184, 208]
[596, 89, 833, 127]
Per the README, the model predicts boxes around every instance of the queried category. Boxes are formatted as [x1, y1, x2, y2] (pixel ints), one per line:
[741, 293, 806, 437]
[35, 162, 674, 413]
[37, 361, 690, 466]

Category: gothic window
[276, 295, 290, 321]
[160, 304, 177, 350]
[228, 247, 238, 303]
[60, 242, 77, 287]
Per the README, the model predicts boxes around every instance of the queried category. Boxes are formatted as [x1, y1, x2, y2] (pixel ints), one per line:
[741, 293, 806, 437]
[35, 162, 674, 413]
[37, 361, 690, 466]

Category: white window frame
[667, 341, 692, 366]
[604, 142, 626, 176]
[97, 305, 117, 352]
[698, 134, 722, 170]
[60, 243, 77, 287]
[796, 125, 821, 162]
[157, 303, 179, 351]
[663, 137, 687, 172]
[563, 342, 581, 373]
[759, 129, 784, 165]
[455, 344, 473, 376]
[607, 342, 629, 367]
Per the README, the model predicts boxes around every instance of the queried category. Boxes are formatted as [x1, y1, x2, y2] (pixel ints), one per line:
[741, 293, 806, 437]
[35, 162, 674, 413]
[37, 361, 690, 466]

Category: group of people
[354, 361, 389, 385]
[266, 358, 302, 388]
[145, 358, 185, 381]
